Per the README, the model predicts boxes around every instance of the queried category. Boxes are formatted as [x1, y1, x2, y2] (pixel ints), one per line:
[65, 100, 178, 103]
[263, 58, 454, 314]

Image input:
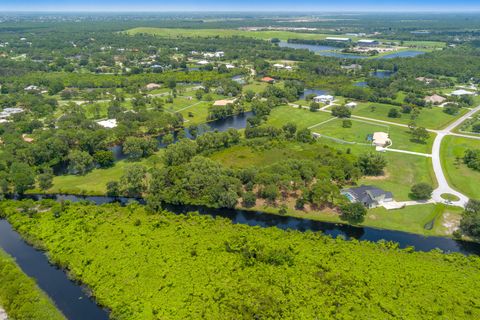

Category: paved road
[431, 105, 480, 207]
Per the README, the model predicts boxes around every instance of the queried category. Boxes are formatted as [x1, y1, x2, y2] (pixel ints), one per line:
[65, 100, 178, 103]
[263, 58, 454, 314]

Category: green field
[126, 28, 446, 49]
[3, 201, 479, 319]
[441, 135, 480, 199]
[358, 152, 436, 201]
[352, 102, 467, 130]
[312, 118, 434, 153]
[266, 105, 333, 129]
[0, 248, 65, 320]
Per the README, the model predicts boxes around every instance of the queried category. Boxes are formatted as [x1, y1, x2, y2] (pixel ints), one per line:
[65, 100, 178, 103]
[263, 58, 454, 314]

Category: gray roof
[343, 185, 392, 204]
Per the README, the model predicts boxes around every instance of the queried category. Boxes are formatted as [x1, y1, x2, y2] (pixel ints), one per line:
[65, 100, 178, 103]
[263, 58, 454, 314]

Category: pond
[372, 70, 394, 78]
[299, 89, 328, 100]
[278, 41, 338, 53]
[380, 50, 426, 59]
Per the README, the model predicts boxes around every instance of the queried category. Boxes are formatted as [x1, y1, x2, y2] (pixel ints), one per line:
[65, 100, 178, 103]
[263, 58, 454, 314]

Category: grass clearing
[441, 135, 480, 199]
[352, 102, 467, 130]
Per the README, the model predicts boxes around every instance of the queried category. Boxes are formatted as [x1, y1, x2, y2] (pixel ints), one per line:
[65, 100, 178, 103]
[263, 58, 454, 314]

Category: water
[371, 70, 394, 78]
[231, 75, 246, 85]
[380, 51, 425, 59]
[354, 81, 368, 87]
[278, 41, 337, 53]
[0, 220, 110, 320]
[299, 89, 328, 100]
[279, 41, 426, 60]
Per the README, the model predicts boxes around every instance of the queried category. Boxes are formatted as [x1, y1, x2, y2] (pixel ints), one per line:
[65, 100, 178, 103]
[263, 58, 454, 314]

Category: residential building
[424, 94, 446, 104]
[261, 77, 275, 84]
[372, 132, 391, 147]
[341, 185, 393, 208]
[313, 95, 334, 103]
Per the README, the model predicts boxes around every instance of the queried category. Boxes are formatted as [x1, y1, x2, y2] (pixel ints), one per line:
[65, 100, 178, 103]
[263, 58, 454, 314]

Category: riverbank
[0, 248, 65, 320]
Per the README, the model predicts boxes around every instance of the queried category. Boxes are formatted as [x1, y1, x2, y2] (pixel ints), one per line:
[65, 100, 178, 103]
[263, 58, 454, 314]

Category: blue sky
[1, 0, 480, 12]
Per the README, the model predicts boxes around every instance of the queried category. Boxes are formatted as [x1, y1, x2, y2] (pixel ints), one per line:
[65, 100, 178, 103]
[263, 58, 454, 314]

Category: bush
[388, 108, 401, 118]
[331, 105, 351, 118]
[342, 120, 352, 128]
[340, 203, 367, 223]
[410, 183, 433, 200]
[242, 191, 257, 208]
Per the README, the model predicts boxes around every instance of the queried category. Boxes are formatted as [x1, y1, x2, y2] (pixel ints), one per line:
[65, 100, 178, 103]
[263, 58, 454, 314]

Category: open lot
[440, 135, 480, 200]
[351, 102, 468, 130]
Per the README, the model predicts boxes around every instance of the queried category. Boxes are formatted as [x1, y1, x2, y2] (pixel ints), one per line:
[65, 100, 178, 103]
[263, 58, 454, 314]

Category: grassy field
[351, 102, 468, 130]
[34, 151, 164, 195]
[441, 135, 480, 200]
[126, 28, 446, 49]
[358, 152, 436, 200]
[312, 117, 435, 153]
[0, 249, 65, 320]
[266, 105, 332, 129]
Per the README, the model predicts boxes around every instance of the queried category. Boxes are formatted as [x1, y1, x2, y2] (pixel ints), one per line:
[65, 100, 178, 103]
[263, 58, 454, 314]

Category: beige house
[145, 83, 161, 90]
[213, 99, 237, 107]
[372, 132, 391, 147]
[424, 94, 446, 104]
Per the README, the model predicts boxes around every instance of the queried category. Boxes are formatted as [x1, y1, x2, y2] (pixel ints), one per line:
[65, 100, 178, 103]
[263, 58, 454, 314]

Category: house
[0, 107, 24, 119]
[326, 37, 351, 42]
[341, 64, 362, 71]
[97, 119, 118, 129]
[261, 77, 275, 84]
[273, 63, 285, 68]
[345, 102, 357, 108]
[225, 64, 235, 69]
[424, 94, 446, 105]
[213, 99, 237, 107]
[197, 60, 209, 65]
[284, 66, 293, 70]
[372, 132, 391, 147]
[342, 185, 393, 208]
[416, 77, 434, 84]
[22, 134, 34, 143]
[451, 89, 475, 96]
[313, 95, 334, 103]
[24, 85, 39, 92]
[357, 39, 379, 46]
[145, 83, 161, 90]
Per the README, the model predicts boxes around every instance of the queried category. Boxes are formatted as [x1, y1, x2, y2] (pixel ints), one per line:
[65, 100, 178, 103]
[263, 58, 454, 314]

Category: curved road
[431, 105, 480, 207]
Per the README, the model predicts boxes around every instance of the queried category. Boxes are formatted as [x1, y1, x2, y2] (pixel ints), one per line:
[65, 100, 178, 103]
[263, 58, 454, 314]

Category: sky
[1, 0, 480, 12]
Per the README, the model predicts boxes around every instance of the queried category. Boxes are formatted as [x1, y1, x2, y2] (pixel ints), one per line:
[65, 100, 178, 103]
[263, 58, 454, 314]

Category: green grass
[312, 118, 434, 153]
[126, 28, 446, 49]
[266, 105, 332, 129]
[0, 248, 65, 320]
[358, 152, 436, 201]
[352, 102, 468, 130]
[441, 135, 480, 200]
[36, 152, 164, 195]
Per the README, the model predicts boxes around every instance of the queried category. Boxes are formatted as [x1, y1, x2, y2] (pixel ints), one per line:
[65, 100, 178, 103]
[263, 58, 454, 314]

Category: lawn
[441, 135, 480, 199]
[34, 152, 164, 195]
[358, 152, 436, 201]
[265, 105, 332, 129]
[351, 102, 467, 130]
[311, 118, 435, 153]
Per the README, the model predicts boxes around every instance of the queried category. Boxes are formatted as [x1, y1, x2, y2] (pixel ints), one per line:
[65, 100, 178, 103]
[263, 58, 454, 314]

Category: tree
[309, 182, 340, 207]
[388, 108, 401, 118]
[94, 150, 115, 168]
[10, 163, 35, 194]
[242, 191, 257, 208]
[342, 120, 352, 128]
[68, 150, 94, 175]
[340, 203, 367, 224]
[120, 165, 147, 197]
[37, 169, 54, 191]
[123, 137, 158, 160]
[331, 105, 351, 118]
[472, 123, 480, 133]
[460, 200, 480, 238]
[261, 184, 278, 204]
[161, 133, 175, 146]
[410, 127, 430, 143]
[296, 128, 313, 143]
[357, 152, 387, 176]
[464, 149, 480, 171]
[106, 181, 120, 197]
[410, 183, 433, 200]
[309, 102, 320, 112]
[282, 122, 297, 139]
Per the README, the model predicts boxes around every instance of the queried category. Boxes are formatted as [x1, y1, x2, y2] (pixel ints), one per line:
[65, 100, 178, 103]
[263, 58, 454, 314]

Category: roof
[373, 132, 390, 146]
[343, 185, 393, 205]
[358, 39, 378, 43]
[261, 77, 275, 82]
[145, 83, 161, 90]
[213, 99, 236, 106]
[314, 95, 334, 100]
[97, 119, 118, 128]
[345, 102, 357, 107]
[451, 89, 475, 96]
[424, 94, 446, 103]
[326, 37, 351, 41]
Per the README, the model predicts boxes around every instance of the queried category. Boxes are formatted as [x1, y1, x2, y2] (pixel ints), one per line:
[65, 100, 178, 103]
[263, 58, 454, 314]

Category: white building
[225, 64, 235, 69]
[0, 107, 24, 120]
[313, 95, 334, 103]
[97, 119, 118, 129]
[451, 89, 475, 96]
[326, 37, 351, 42]
[345, 102, 357, 108]
[273, 63, 285, 68]
[372, 132, 391, 147]
[197, 60, 209, 65]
